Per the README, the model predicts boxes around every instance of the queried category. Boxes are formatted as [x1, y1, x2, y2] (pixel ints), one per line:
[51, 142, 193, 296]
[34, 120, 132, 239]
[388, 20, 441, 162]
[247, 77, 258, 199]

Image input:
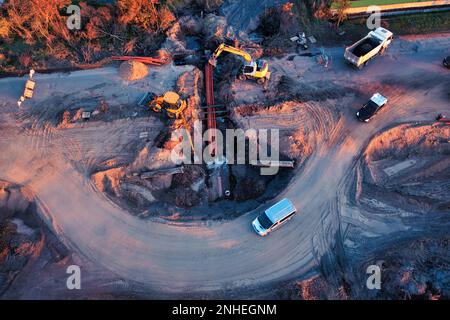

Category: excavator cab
[241, 59, 269, 83]
[209, 43, 270, 84]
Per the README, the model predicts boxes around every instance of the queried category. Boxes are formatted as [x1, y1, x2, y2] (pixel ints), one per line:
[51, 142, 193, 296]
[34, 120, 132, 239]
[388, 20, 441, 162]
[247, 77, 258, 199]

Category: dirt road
[0, 34, 448, 296]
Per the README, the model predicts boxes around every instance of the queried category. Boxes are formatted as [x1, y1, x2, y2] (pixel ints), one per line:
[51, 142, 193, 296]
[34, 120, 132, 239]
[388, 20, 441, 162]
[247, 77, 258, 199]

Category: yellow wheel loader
[138, 91, 187, 118]
[138, 90, 196, 153]
[209, 43, 271, 84]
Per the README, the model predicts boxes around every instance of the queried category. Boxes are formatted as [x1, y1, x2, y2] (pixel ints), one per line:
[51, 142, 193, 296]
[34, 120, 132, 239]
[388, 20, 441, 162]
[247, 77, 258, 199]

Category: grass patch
[346, 11, 450, 35]
[332, 0, 430, 9]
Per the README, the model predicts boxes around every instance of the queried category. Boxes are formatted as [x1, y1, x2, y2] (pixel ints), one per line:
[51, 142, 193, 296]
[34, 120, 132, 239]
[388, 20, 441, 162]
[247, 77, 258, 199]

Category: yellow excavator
[138, 91, 187, 118]
[209, 43, 271, 84]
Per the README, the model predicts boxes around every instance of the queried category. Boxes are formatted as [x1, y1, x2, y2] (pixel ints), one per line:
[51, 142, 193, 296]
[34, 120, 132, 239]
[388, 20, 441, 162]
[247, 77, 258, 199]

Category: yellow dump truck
[344, 27, 393, 69]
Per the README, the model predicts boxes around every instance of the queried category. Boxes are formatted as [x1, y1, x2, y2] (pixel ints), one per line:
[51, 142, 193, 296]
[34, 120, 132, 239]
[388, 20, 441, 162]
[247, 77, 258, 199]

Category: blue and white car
[252, 198, 297, 236]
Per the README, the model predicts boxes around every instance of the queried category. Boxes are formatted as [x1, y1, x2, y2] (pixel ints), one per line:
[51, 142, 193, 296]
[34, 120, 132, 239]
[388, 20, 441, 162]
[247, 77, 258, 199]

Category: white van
[252, 198, 297, 236]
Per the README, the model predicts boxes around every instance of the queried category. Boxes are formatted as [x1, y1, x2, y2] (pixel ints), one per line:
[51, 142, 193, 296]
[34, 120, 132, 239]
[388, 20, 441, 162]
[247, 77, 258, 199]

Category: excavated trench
[85, 16, 338, 222]
[89, 97, 326, 222]
[87, 75, 341, 222]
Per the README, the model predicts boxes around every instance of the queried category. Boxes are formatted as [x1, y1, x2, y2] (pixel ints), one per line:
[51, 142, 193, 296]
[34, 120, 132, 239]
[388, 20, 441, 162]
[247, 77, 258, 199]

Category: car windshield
[258, 213, 274, 230]
[366, 100, 379, 112]
[360, 100, 379, 118]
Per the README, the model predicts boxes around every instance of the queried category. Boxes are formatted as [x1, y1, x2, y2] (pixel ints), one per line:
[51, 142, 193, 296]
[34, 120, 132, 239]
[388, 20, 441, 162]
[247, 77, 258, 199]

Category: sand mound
[155, 49, 172, 63]
[118, 60, 148, 81]
[359, 124, 450, 214]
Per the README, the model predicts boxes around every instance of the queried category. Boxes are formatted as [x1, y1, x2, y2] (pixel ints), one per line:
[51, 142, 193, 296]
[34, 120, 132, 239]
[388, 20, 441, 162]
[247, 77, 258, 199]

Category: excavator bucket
[208, 57, 218, 67]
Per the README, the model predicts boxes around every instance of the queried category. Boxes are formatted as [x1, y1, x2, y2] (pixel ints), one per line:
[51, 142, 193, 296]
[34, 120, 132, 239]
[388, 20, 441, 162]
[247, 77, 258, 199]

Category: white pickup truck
[344, 27, 393, 69]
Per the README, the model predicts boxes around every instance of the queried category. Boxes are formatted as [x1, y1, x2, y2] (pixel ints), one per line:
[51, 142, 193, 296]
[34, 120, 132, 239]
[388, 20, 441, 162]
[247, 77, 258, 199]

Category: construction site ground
[0, 32, 449, 298]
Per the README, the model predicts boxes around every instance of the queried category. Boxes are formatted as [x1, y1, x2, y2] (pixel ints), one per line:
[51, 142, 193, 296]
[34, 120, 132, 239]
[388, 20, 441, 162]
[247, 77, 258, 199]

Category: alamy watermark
[66, 265, 81, 290]
[366, 5, 381, 30]
[170, 121, 280, 176]
[66, 5, 81, 30]
[366, 264, 381, 290]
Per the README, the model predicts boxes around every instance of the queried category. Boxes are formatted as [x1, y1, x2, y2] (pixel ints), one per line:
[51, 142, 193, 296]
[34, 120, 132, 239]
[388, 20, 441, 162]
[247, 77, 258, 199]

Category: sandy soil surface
[0, 33, 449, 298]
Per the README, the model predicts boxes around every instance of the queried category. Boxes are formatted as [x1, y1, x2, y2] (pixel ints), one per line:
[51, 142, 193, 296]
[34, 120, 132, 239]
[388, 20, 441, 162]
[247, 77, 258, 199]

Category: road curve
[0, 35, 449, 294]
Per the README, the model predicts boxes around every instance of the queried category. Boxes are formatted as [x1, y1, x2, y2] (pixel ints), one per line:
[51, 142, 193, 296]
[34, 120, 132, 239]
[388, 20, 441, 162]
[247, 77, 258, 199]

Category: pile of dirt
[162, 165, 207, 208]
[365, 124, 449, 162]
[359, 123, 450, 215]
[154, 49, 172, 64]
[169, 187, 202, 208]
[92, 167, 126, 196]
[172, 165, 206, 188]
[118, 60, 148, 81]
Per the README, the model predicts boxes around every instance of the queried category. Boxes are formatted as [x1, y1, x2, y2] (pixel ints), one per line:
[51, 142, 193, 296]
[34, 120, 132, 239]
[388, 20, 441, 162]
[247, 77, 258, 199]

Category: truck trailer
[344, 27, 393, 69]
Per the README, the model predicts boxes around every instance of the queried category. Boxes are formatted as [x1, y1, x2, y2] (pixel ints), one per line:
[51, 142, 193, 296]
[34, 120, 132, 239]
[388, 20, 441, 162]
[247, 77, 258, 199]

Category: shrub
[4, 0, 72, 45]
[18, 54, 32, 67]
[117, 0, 175, 33]
[0, 17, 10, 39]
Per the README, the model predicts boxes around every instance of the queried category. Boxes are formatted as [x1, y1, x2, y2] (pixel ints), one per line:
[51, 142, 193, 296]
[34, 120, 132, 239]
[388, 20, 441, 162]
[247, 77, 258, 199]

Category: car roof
[265, 198, 296, 222]
[370, 93, 387, 106]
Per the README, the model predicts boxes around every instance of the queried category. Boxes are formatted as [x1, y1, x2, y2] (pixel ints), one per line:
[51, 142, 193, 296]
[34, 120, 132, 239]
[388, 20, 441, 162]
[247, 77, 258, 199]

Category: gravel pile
[118, 60, 148, 81]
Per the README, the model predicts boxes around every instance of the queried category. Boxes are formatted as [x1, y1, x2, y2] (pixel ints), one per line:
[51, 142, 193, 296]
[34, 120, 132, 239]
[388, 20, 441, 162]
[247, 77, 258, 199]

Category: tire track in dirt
[0, 37, 448, 296]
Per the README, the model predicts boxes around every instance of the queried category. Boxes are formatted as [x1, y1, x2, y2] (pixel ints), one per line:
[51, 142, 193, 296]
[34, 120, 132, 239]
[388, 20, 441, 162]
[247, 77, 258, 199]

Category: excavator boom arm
[211, 43, 253, 63]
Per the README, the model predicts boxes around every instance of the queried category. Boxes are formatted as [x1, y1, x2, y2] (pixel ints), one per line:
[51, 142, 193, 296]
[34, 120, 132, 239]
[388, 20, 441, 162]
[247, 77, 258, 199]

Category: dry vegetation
[0, 0, 183, 72]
